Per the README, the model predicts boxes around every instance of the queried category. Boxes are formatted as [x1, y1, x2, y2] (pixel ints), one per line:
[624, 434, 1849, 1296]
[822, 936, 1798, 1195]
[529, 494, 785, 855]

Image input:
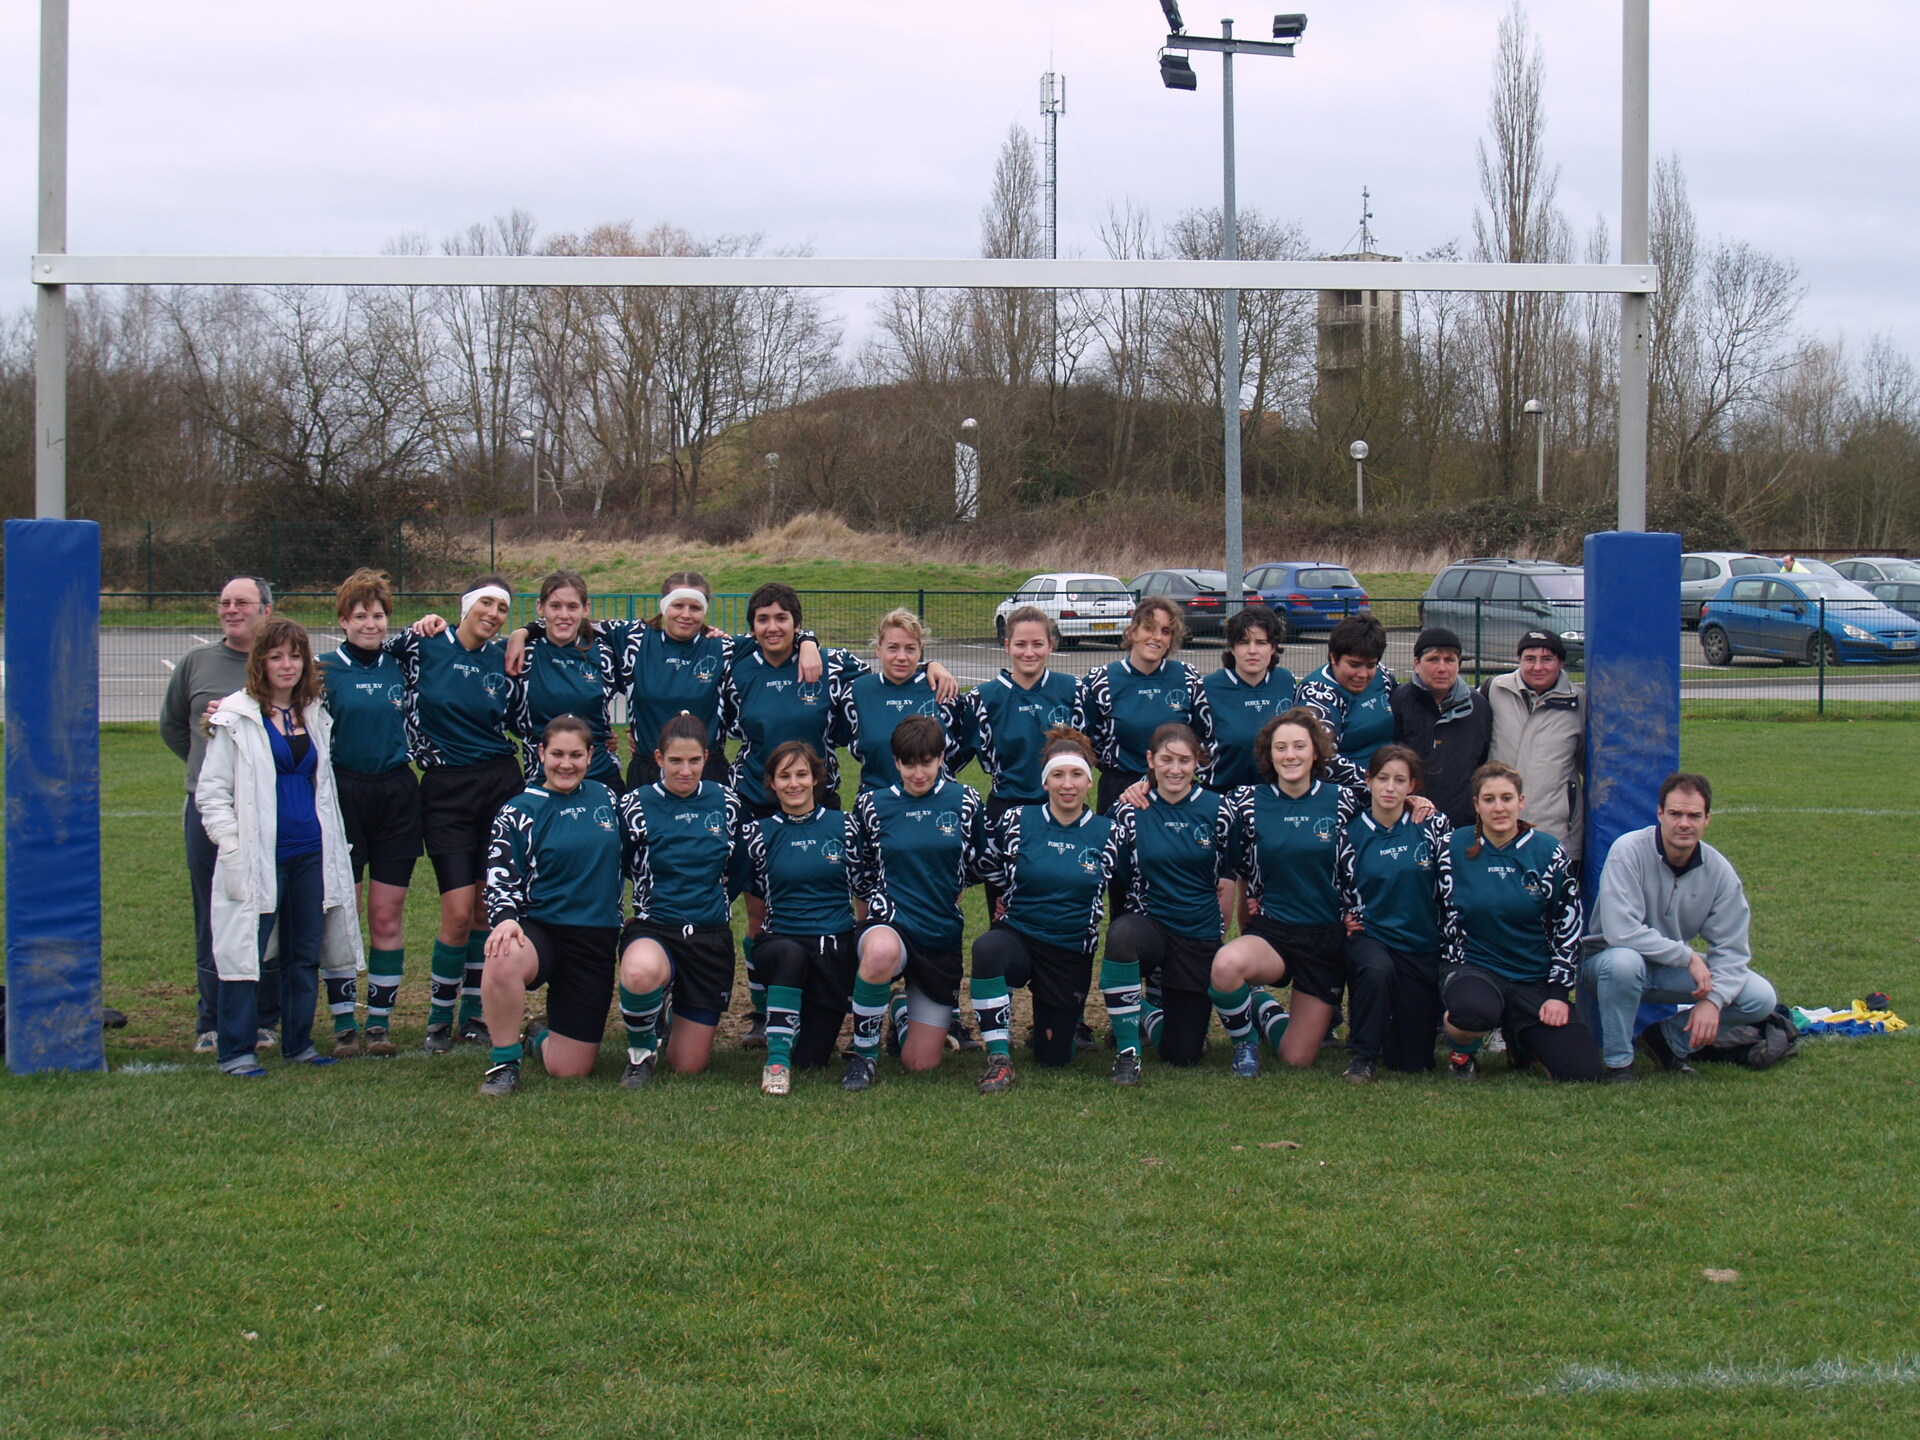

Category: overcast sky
[4, 0, 1916, 359]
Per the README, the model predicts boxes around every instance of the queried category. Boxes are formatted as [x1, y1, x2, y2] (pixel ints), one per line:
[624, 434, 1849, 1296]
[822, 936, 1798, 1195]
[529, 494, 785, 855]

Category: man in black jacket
[1390, 627, 1492, 827]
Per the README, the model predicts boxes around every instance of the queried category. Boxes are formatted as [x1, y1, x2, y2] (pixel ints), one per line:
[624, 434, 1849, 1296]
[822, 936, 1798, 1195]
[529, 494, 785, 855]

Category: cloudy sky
[3, 0, 1915, 357]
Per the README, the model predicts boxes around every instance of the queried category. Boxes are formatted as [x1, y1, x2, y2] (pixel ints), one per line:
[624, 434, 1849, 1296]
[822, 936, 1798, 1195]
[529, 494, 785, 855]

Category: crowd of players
[159, 567, 1779, 1093]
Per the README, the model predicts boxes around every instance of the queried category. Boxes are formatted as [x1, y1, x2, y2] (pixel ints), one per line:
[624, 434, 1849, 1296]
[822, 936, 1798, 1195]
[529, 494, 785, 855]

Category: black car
[1129, 568, 1239, 641]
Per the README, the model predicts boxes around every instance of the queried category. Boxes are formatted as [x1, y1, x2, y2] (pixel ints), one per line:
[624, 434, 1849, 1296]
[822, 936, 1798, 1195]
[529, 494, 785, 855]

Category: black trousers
[971, 926, 1086, 1068]
[1347, 934, 1443, 1073]
[1442, 967, 1603, 1082]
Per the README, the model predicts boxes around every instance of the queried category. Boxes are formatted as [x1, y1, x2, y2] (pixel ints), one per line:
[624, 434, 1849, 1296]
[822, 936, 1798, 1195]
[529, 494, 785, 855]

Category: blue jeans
[1582, 946, 1778, 1069]
[215, 849, 323, 1070]
[188, 798, 278, 1034]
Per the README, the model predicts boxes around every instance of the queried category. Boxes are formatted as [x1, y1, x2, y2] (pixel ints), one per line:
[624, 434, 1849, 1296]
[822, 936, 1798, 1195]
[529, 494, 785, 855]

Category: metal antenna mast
[1039, 70, 1066, 260]
[1359, 186, 1375, 254]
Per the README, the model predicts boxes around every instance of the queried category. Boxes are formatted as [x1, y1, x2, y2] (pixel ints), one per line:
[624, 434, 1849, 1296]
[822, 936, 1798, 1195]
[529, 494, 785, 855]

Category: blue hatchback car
[1697, 573, 1920, 666]
[1243, 562, 1370, 636]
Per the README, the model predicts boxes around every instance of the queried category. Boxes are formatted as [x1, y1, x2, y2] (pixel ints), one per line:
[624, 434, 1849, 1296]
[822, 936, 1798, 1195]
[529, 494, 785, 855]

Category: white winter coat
[195, 691, 363, 982]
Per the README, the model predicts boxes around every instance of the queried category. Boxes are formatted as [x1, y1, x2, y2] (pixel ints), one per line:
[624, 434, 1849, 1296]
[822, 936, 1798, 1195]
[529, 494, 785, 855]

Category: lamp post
[955, 418, 981, 522]
[519, 427, 539, 515]
[1157, 4, 1306, 618]
[764, 451, 780, 526]
[1522, 398, 1546, 501]
[1349, 439, 1368, 517]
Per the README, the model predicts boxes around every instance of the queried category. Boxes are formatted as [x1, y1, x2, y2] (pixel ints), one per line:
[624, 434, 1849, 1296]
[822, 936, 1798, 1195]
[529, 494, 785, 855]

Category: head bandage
[662, 587, 710, 615]
[1041, 753, 1091, 784]
[461, 584, 511, 619]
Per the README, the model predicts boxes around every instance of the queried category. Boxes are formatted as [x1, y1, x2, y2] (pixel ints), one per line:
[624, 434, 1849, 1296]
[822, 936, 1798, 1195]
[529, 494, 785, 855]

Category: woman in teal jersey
[963, 605, 1083, 823]
[392, 573, 522, 1053]
[1333, 744, 1455, 1083]
[1209, 711, 1435, 1077]
[1297, 614, 1396, 767]
[474, 716, 626, 1096]
[509, 570, 624, 791]
[316, 568, 420, 1055]
[843, 716, 993, 1092]
[742, 740, 877, 1096]
[1074, 596, 1214, 816]
[838, 608, 976, 795]
[611, 713, 749, 1087]
[972, 728, 1138, 1082]
[1106, 723, 1236, 1072]
[1202, 606, 1297, 792]
[1436, 761, 1600, 1082]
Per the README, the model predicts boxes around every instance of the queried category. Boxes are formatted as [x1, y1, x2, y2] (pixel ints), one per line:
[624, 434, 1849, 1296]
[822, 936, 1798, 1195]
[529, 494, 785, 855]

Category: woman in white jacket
[196, 620, 363, 1076]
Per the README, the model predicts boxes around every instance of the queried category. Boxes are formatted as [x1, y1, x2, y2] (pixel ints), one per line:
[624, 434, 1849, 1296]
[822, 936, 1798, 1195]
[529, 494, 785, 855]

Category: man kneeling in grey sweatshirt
[1582, 772, 1778, 1082]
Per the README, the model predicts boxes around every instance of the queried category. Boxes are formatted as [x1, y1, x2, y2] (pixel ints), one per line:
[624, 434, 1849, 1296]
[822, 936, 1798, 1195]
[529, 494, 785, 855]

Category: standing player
[1438, 761, 1600, 1082]
[962, 605, 1082, 824]
[509, 570, 625, 791]
[842, 716, 993, 1091]
[838, 608, 977, 795]
[473, 717, 626, 1095]
[1074, 596, 1214, 816]
[1203, 606, 1297, 791]
[389, 574, 522, 1052]
[1297, 614, 1396, 769]
[972, 729, 1138, 1083]
[316, 569, 421, 1055]
[611, 714, 748, 1086]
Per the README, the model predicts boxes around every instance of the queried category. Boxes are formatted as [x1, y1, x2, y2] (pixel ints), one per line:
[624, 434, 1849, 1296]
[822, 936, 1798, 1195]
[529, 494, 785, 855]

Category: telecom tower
[1039, 71, 1065, 260]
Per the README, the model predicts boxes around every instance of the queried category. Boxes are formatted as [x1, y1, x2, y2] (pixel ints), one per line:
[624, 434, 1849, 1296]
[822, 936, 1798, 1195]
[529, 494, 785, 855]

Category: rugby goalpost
[10, 0, 1675, 1072]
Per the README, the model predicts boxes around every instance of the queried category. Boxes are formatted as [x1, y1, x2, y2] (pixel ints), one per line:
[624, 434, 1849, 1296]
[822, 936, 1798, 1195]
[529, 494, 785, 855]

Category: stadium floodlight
[1272, 13, 1307, 39]
[1161, 0, 1185, 35]
[1159, 51, 1198, 89]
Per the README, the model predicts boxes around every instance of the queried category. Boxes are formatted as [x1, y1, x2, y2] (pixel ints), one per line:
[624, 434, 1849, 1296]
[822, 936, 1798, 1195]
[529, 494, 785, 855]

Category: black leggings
[1347, 935, 1443, 1073]
[1103, 913, 1214, 1066]
[1442, 969, 1603, 1082]
[971, 927, 1085, 1068]
[1155, 988, 1212, 1067]
[756, 934, 856, 1070]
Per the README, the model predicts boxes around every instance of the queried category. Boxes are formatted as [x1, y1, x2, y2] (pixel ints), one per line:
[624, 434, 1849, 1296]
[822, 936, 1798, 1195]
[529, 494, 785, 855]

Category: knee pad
[1444, 973, 1504, 1034]
[970, 929, 1019, 982]
[1104, 913, 1161, 970]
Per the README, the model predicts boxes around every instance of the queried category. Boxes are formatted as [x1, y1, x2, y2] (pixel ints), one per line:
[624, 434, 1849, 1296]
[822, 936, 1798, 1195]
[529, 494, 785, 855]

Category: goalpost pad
[1582, 530, 1682, 901]
[5, 519, 105, 1073]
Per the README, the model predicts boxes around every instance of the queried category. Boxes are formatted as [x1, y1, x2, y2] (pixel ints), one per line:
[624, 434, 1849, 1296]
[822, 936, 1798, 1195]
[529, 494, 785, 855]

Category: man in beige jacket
[1481, 628, 1584, 865]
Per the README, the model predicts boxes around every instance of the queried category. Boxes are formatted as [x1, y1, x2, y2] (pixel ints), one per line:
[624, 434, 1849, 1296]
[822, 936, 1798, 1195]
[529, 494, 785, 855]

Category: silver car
[993, 572, 1133, 648]
[1681, 552, 1778, 628]
[1834, 556, 1920, 585]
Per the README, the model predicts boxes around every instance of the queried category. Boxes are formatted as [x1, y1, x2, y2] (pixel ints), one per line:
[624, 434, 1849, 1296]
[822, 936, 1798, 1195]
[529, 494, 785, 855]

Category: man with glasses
[160, 576, 280, 1051]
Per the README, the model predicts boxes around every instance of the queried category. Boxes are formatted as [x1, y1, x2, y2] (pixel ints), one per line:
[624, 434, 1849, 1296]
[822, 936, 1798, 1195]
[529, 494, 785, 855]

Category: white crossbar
[30, 253, 1656, 294]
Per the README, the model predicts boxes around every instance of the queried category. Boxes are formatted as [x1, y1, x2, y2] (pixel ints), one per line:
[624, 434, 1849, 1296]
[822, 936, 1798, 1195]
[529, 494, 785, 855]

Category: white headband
[662, 587, 710, 615]
[460, 584, 511, 619]
[1041, 753, 1092, 783]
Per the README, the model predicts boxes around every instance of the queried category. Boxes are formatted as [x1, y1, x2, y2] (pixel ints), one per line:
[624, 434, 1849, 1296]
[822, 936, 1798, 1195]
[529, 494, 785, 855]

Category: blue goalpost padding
[1582, 530, 1683, 901]
[4, 518, 106, 1073]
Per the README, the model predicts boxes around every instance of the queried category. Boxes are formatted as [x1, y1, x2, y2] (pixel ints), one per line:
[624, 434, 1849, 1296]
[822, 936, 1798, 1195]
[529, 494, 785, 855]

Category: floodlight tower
[1156, 5, 1307, 617]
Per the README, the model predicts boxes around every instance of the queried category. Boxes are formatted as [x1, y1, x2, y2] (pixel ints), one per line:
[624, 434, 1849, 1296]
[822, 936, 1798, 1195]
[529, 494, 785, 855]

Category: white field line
[1547, 1355, 1920, 1394]
[1717, 806, 1920, 816]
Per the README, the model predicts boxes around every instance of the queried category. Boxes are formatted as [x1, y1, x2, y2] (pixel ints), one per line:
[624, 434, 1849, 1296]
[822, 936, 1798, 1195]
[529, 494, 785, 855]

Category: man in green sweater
[159, 576, 276, 1050]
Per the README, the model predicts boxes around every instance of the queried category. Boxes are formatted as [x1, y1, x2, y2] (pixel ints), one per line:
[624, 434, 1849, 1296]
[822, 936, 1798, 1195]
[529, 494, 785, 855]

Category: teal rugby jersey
[484, 780, 624, 928]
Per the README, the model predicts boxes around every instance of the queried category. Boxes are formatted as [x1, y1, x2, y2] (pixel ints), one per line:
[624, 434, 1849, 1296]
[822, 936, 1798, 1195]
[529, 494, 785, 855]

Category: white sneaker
[1484, 1027, 1508, 1055]
[760, 1062, 791, 1096]
[193, 1030, 216, 1053]
[255, 1028, 277, 1052]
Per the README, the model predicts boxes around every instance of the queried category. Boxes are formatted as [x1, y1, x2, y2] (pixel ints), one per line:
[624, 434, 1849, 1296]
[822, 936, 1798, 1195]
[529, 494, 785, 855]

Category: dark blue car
[1698, 573, 1920, 666]
[1243, 562, 1370, 635]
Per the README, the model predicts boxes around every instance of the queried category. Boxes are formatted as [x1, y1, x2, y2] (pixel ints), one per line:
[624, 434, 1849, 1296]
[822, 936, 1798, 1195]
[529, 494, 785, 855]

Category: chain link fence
[10, 589, 1914, 724]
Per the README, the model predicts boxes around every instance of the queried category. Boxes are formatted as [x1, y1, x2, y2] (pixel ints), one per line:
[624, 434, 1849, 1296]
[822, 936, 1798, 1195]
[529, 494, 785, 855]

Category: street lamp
[764, 451, 780, 525]
[955, 418, 981, 522]
[518, 427, 539, 515]
[1522, 398, 1546, 501]
[1157, 8, 1306, 617]
[1349, 439, 1369, 517]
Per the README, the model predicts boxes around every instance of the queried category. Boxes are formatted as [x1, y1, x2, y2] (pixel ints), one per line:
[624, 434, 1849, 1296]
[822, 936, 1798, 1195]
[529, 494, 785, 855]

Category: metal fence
[5, 591, 1915, 724]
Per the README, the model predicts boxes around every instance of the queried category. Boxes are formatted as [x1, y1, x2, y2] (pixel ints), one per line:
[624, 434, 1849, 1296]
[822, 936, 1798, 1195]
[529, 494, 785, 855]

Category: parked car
[1834, 556, 1920, 584]
[1419, 559, 1585, 665]
[1865, 580, 1920, 623]
[1129, 569, 1238, 641]
[1697, 573, 1920, 666]
[993, 572, 1133, 648]
[1243, 561, 1368, 637]
[1681, 552, 1778, 627]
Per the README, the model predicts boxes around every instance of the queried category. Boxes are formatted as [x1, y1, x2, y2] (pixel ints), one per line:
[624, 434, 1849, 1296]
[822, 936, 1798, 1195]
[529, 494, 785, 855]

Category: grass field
[3, 724, 1917, 1437]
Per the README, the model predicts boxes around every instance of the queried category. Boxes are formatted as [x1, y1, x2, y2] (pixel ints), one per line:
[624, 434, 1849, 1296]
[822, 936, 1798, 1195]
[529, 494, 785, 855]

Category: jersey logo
[936, 810, 959, 836]
[693, 655, 721, 685]
[1415, 840, 1433, 870]
[593, 805, 615, 830]
[484, 672, 509, 698]
[1164, 691, 1185, 710]
[386, 683, 404, 708]
[1077, 847, 1101, 874]
[1311, 817, 1336, 842]
[822, 837, 845, 865]
[704, 813, 724, 836]
[914, 699, 942, 719]
[1045, 703, 1074, 727]
[799, 682, 823, 705]
[1522, 869, 1547, 898]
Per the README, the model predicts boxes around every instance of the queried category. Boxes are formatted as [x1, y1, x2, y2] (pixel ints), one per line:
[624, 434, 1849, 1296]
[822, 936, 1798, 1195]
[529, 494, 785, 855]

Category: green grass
[3, 724, 1917, 1437]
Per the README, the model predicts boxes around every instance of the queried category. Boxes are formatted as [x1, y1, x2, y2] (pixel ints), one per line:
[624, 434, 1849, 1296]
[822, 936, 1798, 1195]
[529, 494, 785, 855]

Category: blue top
[511, 633, 622, 788]
[267, 717, 322, 862]
[1441, 826, 1582, 995]
[618, 780, 745, 930]
[317, 643, 409, 775]
[1108, 787, 1236, 941]
[741, 806, 874, 939]
[484, 779, 624, 929]
[1298, 662, 1397, 765]
[978, 804, 1132, 954]
[964, 669, 1082, 805]
[838, 665, 979, 793]
[392, 630, 515, 769]
[1074, 657, 1214, 777]
[1202, 664, 1298, 790]
[719, 645, 863, 807]
[850, 777, 991, 951]
[1334, 808, 1454, 955]
[1223, 779, 1365, 930]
